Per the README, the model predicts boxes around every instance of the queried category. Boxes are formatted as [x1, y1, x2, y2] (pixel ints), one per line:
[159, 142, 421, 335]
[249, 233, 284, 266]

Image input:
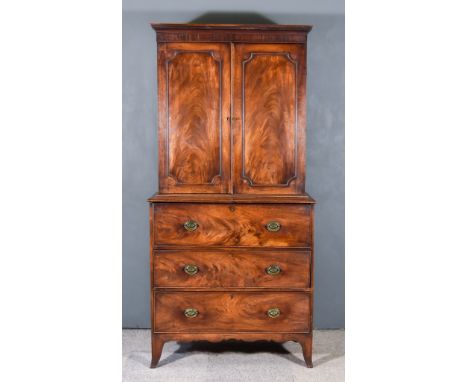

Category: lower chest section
[150, 201, 313, 335]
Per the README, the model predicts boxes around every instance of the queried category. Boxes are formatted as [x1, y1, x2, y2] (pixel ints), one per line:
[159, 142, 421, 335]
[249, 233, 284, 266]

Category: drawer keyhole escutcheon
[184, 308, 198, 318]
[267, 308, 281, 318]
[266, 264, 281, 276]
[265, 221, 281, 232]
[183, 220, 199, 231]
[184, 264, 199, 275]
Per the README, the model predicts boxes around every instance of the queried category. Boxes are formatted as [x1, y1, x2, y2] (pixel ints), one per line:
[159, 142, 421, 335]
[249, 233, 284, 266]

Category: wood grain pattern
[153, 291, 310, 333]
[150, 24, 314, 369]
[153, 203, 311, 247]
[233, 44, 307, 194]
[243, 52, 296, 186]
[154, 250, 310, 288]
[168, 52, 220, 184]
[158, 42, 230, 193]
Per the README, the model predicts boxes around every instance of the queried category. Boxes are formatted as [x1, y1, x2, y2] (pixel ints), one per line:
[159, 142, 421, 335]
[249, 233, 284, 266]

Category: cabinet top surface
[151, 23, 313, 32]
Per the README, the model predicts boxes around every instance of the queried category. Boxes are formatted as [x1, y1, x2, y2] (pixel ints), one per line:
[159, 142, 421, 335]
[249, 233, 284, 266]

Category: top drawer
[152, 203, 311, 248]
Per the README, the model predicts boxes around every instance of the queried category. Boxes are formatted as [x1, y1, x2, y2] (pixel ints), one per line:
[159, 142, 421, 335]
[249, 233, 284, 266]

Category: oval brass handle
[183, 220, 198, 232]
[266, 264, 281, 276]
[184, 308, 198, 318]
[184, 264, 199, 276]
[265, 221, 281, 232]
[267, 308, 281, 318]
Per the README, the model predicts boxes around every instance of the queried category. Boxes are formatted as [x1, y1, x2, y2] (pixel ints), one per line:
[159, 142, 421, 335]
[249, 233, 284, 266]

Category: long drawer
[153, 291, 310, 333]
[153, 203, 311, 247]
[154, 250, 310, 288]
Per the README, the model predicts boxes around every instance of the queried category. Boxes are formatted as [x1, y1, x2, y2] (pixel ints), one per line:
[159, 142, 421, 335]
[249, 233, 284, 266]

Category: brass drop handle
[266, 264, 281, 276]
[184, 264, 199, 276]
[267, 308, 281, 318]
[183, 220, 198, 231]
[265, 221, 281, 232]
[184, 308, 198, 318]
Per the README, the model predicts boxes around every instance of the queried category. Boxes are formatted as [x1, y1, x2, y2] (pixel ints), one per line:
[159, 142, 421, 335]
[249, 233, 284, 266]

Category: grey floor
[123, 329, 344, 382]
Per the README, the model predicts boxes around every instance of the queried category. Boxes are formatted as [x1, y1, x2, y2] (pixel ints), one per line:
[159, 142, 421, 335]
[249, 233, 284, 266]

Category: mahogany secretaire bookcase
[148, 23, 316, 368]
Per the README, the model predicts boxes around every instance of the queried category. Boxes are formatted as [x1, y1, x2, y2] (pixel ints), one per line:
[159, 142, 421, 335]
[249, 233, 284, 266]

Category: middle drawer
[154, 250, 311, 288]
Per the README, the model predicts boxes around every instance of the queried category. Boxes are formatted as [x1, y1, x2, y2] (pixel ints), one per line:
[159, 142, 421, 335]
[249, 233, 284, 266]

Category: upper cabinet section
[153, 24, 311, 195]
[157, 43, 231, 193]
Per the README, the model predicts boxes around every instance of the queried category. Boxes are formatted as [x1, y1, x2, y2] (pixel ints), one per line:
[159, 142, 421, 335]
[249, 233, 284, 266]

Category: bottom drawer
[153, 291, 310, 333]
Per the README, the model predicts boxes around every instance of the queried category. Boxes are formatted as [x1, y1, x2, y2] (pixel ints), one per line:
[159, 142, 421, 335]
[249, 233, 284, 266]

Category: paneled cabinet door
[232, 44, 307, 195]
[158, 43, 231, 193]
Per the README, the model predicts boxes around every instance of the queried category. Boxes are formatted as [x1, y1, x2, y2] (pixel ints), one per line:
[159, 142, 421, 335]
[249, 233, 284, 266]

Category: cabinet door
[158, 43, 230, 193]
[233, 44, 306, 194]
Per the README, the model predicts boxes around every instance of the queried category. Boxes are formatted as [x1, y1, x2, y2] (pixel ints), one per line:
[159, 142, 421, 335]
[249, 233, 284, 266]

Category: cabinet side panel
[157, 43, 167, 193]
[149, 203, 155, 335]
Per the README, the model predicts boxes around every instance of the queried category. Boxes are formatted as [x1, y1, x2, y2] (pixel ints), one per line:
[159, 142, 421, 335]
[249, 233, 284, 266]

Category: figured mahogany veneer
[153, 203, 311, 248]
[148, 24, 314, 368]
[154, 250, 310, 288]
[233, 43, 307, 194]
[157, 42, 231, 193]
[153, 291, 310, 333]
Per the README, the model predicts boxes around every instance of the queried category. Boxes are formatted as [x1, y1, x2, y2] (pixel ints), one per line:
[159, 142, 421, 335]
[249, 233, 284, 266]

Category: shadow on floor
[156, 337, 343, 368]
[158, 340, 304, 367]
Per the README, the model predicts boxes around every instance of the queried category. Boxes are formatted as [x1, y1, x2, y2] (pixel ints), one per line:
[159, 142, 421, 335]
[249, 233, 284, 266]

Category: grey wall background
[123, 0, 344, 329]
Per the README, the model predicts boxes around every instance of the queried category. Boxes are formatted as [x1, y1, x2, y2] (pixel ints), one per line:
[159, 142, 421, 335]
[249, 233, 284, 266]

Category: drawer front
[154, 250, 310, 288]
[153, 203, 311, 247]
[153, 291, 310, 333]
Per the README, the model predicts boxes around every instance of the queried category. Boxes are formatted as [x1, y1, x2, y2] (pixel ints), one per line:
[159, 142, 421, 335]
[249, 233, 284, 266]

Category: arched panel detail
[241, 52, 298, 187]
[166, 50, 223, 185]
